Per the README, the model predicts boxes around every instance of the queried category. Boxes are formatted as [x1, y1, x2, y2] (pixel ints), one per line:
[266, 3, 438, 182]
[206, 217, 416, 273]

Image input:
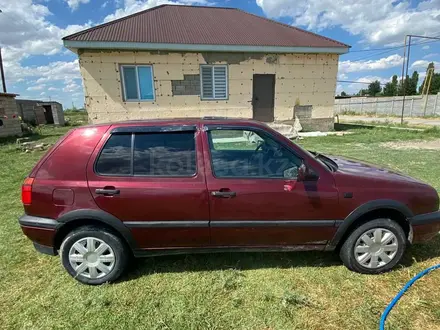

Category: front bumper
[410, 211, 440, 243]
[19, 215, 59, 256]
[411, 211, 440, 226]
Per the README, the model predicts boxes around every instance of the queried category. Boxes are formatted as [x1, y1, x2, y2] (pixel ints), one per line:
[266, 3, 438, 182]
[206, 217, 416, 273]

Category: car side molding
[326, 199, 413, 251]
[57, 209, 137, 249]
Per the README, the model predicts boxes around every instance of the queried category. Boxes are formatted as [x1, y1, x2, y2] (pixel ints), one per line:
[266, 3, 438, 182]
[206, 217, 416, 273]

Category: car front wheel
[340, 218, 406, 274]
[60, 226, 129, 285]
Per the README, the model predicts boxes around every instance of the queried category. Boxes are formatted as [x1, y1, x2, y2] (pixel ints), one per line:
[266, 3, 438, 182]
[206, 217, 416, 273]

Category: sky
[0, 0, 439, 108]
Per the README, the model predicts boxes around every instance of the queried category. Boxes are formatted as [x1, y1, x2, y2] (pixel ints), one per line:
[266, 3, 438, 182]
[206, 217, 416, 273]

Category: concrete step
[267, 122, 299, 139]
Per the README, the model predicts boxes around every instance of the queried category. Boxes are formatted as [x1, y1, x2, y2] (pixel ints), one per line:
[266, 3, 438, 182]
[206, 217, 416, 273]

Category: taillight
[22, 177, 34, 205]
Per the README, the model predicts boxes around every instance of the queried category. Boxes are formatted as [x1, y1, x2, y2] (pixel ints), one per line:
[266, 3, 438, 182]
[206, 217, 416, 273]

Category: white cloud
[0, 0, 217, 107]
[338, 73, 348, 80]
[422, 45, 430, 50]
[0, 0, 90, 107]
[411, 60, 440, 70]
[104, 0, 212, 21]
[339, 54, 403, 74]
[101, 1, 109, 8]
[65, 0, 90, 10]
[27, 84, 46, 91]
[423, 53, 439, 59]
[337, 75, 389, 94]
[5, 59, 81, 85]
[256, 0, 440, 46]
[48, 87, 60, 91]
[63, 82, 82, 92]
[0, 1, 91, 58]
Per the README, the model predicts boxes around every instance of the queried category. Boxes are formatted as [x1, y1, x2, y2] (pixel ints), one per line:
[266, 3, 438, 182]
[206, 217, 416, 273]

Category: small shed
[39, 102, 65, 126]
[0, 93, 22, 138]
[16, 100, 65, 126]
[16, 99, 46, 125]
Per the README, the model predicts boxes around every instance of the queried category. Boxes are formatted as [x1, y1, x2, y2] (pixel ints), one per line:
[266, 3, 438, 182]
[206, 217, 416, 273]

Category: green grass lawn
[1, 118, 440, 329]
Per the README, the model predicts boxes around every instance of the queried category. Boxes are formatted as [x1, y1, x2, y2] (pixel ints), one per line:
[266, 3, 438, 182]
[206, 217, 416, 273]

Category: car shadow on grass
[401, 235, 440, 267]
[119, 235, 440, 283]
[120, 250, 344, 283]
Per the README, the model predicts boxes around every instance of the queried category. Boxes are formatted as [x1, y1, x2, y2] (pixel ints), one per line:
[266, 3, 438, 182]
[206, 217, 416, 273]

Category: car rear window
[95, 132, 196, 177]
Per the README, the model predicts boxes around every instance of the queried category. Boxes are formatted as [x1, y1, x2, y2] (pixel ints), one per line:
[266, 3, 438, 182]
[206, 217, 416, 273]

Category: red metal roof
[63, 5, 348, 48]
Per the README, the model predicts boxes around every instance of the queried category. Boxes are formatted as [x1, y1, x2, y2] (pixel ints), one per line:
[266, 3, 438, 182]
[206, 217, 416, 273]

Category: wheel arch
[327, 200, 413, 251]
[54, 209, 137, 252]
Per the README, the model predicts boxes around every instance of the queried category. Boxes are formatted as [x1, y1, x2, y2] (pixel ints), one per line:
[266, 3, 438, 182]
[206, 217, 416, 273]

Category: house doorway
[252, 74, 275, 122]
[43, 105, 54, 124]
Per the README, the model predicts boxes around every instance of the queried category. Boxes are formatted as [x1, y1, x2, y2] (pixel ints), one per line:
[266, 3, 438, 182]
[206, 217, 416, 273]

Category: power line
[337, 80, 387, 86]
[344, 37, 440, 61]
[348, 38, 439, 53]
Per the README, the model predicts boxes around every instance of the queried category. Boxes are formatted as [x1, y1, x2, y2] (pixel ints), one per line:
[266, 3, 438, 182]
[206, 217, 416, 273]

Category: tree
[398, 75, 413, 96]
[356, 88, 369, 96]
[409, 71, 419, 95]
[368, 80, 382, 96]
[383, 75, 399, 96]
[419, 62, 440, 94]
[340, 91, 347, 96]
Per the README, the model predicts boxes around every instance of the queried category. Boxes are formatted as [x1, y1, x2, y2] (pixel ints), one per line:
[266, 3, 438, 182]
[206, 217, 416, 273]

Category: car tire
[60, 226, 129, 285]
[340, 218, 406, 274]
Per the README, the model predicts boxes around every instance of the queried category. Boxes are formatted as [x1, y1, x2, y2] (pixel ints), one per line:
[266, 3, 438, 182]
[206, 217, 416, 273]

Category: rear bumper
[19, 215, 59, 229]
[410, 211, 440, 243]
[19, 215, 58, 256]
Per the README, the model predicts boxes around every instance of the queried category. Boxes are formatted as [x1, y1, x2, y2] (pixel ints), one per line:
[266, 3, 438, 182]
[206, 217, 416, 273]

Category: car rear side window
[134, 132, 196, 176]
[95, 134, 132, 175]
[95, 131, 196, 177]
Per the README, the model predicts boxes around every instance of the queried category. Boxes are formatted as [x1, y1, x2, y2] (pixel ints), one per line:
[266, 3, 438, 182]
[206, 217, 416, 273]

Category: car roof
[78, 117, 268, 128]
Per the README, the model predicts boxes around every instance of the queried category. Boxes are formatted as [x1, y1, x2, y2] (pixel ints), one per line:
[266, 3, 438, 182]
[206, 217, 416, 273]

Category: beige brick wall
[0, 95, 21, 138]
[79, 51, 338, 124]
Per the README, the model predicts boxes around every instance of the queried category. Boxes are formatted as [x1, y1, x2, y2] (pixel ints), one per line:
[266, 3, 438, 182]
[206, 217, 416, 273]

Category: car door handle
[95, 188, 120, 196]
[211, 191, 236, 198]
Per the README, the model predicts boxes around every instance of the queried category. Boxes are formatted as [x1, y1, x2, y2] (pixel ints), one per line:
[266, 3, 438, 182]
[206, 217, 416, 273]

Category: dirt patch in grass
[381, 139, 440, 150]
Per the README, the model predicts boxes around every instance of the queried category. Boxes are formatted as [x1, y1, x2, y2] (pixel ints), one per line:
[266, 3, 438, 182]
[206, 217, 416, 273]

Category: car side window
[95, 131, 196, 177]
[134, 132, 196, 176]
[95, 134, 132, 175]
[208, 129, 302, 179]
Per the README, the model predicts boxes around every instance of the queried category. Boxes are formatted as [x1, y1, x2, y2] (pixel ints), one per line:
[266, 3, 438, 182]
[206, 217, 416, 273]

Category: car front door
[87, 124, 210, 249]
[202, 125, 339, 248]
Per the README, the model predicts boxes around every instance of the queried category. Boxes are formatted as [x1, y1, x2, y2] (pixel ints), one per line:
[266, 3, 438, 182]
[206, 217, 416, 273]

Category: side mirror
[297, 163, 319, 182]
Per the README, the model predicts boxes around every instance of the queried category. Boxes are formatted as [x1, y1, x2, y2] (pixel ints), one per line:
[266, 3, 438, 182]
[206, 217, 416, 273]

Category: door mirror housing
[297, 163, 319, 182]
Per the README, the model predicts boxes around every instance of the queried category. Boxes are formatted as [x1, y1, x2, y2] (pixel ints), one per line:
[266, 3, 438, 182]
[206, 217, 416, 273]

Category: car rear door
[202, 124, 339, 248]
[87, 123, 210, 249]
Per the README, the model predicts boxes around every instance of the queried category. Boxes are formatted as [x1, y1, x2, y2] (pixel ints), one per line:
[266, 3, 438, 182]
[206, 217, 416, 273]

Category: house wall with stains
[78, 51, 338, 130]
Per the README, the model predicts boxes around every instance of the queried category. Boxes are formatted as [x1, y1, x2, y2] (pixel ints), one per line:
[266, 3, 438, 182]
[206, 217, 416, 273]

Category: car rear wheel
[60, 226, 129, 285]
[340, 218, 406, 274]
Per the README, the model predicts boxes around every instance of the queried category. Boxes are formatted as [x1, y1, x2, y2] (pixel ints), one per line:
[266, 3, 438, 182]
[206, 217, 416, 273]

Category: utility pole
[422, 67, 434, 116]
[400, 34, 440, 124]
[0, 10, 6, 93]
[400, 35, 411, 125]
[0, 47, 6, 93]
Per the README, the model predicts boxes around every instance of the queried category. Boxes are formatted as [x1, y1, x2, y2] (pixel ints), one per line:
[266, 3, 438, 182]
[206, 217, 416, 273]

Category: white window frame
[120, 65, 155, 102]
[200, 64, 229, 100]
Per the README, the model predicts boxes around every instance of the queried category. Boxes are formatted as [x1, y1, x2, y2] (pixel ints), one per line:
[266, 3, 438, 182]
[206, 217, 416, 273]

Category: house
[63, 5, 349, 131]
[0, 93, 21, 138]
[16, 100, 65, 126]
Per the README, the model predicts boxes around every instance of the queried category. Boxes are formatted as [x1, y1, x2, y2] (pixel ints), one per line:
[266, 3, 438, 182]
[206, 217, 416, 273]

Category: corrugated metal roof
[63, 5, 348, 48]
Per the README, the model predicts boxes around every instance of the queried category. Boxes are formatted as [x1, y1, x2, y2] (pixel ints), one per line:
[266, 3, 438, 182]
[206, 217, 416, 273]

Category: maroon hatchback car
[19, 118, 440, 284]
